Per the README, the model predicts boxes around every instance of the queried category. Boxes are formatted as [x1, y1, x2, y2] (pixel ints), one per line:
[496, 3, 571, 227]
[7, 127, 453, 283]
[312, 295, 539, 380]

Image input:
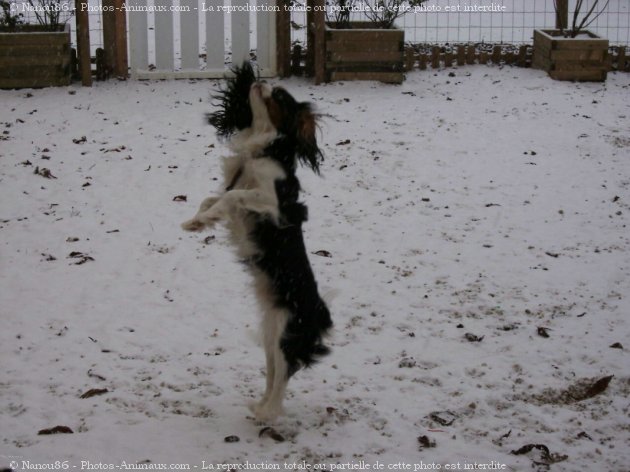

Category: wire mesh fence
[4, 0, 629, 77]
[290, 0, 630, 46]
[399, 0, 629, 45]
[5, 0, 104, 54]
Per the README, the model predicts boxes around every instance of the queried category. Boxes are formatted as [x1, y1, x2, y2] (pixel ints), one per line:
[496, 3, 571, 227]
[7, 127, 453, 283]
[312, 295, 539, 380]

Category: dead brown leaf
[464, 333, 484, 342]
[583, 375, 613, 400]
[259, 427, 285, 442]
[38, 426, 74, 435]
[418, 435, 436, 449]
[34, 167, 57, 179]
[511, 443, 568, 465]
[80, 388, 109, 399]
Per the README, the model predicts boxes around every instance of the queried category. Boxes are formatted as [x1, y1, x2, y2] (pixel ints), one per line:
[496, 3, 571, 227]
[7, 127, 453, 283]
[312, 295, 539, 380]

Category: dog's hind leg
[250, 307, 289, 422]
[264, 341, 289, 419]
[253, 344, 288, 423]
[251, 324, 276, 409]
[248, 350, 275, 420]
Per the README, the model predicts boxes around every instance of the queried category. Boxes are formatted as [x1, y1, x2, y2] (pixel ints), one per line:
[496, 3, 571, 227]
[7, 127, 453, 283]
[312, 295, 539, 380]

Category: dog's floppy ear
[207, 61, 257, 137]
[296, 103, 324, 174]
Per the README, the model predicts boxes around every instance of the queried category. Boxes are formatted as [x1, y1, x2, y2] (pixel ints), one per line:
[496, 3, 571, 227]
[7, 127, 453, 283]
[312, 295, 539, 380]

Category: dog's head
[208, 62, 323, 173]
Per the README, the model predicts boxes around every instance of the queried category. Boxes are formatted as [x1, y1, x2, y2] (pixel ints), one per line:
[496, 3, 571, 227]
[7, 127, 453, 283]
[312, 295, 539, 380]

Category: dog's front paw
[181, 218, 206, 232]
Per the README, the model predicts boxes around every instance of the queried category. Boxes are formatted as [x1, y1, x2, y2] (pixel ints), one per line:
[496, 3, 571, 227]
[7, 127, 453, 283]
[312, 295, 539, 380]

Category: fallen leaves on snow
[464, 332, 484, 343]
[67, 251, 94, 265]
[524, 375, 615, 405]
[80, 388, 109, 399]
[428, 410, 458, 427]
[417, 435, 436, 449]
[87, 369, 107, 381]
[38, 426, 74, 435]
[510, 443, 568, 466]
[583, 375, 614, 400]
[33, 167, 56, 179]
[258, 427, 285, 442]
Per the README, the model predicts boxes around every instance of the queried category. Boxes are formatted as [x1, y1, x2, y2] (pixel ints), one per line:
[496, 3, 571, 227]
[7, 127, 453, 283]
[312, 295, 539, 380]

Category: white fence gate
[128, 0, 276, 79]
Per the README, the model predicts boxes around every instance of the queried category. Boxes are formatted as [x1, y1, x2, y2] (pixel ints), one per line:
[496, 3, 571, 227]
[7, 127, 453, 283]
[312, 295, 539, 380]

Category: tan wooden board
[552, 61, 608, 71]
[550, 49, 606, 61]
[330, 70, 403, 84]
[0, 44, 67, 56]
[0, 55, 67, 67]
[0, 63, 69, 79]
[549, 69, 606, 81]
[326, 30, 403, 43]
[328, 51, 403, 63]
[326, 39, 402, 53]
[0, 75, 70, 88]
[0, 32, 69, 46]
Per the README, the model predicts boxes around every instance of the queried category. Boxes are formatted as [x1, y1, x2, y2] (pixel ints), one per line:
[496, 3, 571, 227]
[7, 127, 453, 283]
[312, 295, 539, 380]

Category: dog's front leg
[182, 188, 278, 232]
[218, 188, 280, 222]
[198, 196, 220, 212]
[181, 191, 240, 231]
[181, 196, 221, 232]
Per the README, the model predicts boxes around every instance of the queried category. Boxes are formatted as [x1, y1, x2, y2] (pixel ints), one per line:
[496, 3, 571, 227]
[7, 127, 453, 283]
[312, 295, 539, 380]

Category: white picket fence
[128, 0, 276, 79]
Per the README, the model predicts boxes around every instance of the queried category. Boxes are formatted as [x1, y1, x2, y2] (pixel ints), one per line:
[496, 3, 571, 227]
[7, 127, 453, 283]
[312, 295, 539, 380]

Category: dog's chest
[222, 154, 285, 191]
[221, 155, 286, 259]
[222, 156, 260, 192]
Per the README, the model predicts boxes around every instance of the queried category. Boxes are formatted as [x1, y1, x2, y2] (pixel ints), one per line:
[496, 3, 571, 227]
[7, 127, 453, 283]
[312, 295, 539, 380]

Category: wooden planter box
[533, 29, 609, 82]
[325, 22, 404, 84]
[0, 24, 72, 89]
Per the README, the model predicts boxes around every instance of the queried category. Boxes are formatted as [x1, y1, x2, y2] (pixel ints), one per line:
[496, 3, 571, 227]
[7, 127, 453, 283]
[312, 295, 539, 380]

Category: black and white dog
[182, 62, 332, 422]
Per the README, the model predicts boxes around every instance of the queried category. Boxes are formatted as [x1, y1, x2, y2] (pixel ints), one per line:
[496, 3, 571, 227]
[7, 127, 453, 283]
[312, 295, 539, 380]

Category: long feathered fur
[208, 63, 324, 174]
[207, 62, 257, 137]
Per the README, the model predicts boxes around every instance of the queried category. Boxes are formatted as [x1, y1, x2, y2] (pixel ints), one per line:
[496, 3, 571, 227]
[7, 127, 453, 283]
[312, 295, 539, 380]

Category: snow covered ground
[1, 66, 629, 471]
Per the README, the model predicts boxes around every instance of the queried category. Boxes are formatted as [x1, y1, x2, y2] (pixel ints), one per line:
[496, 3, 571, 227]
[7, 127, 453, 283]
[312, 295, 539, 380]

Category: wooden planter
[325, 22, 404, 84]
[0, 24, 72, 89]
[533, 29, 609, 82]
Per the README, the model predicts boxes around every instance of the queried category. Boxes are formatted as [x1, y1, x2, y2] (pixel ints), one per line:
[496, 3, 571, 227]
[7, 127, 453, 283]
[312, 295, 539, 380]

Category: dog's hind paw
[249, 401, 283, 423]
[181, 218, 205, 232]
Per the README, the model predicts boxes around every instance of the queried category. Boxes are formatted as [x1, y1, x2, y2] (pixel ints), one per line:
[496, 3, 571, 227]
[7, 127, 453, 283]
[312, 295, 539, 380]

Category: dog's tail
[280, 298, 333, 378]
